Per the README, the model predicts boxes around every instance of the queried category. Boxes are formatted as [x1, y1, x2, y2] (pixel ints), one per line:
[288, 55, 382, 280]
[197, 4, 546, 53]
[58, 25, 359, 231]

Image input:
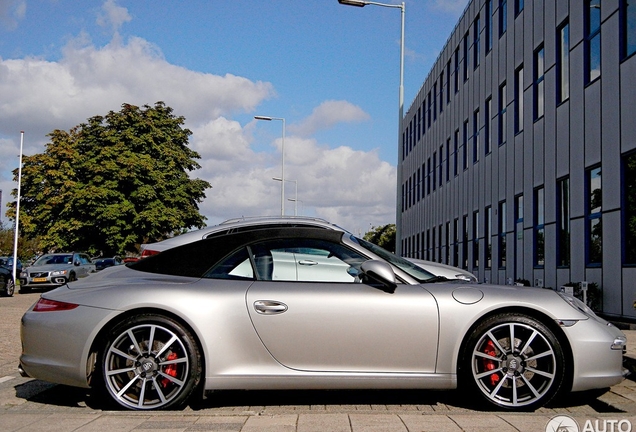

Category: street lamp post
[13, 131, 24, 283]
[337, 0, 405, 255]
[273, 177, 298, 216]
[255, 116, 286, 216]
[288, 198, 303, 216]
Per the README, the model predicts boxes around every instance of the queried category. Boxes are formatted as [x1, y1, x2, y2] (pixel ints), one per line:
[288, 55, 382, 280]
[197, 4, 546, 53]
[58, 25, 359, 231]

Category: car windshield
[350, 235, 437, 283]
[34, 254, 73, 266]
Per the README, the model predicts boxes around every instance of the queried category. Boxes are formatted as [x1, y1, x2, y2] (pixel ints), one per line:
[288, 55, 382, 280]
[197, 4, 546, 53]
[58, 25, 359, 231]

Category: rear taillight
[140, 249, 160, 258]
[33, 298, 79, 312]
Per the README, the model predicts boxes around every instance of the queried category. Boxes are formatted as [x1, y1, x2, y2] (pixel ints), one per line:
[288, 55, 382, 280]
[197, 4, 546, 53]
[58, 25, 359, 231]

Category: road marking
[0, 376, 15, 384]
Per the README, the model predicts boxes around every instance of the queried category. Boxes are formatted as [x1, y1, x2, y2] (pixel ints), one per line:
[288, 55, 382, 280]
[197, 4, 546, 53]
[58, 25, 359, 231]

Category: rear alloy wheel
[463, 313, 565, 410]
[100, 315, 202, 410]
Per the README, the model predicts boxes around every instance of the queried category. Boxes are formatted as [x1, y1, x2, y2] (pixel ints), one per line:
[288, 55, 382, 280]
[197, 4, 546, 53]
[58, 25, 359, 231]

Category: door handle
[298, 260, 318, 266]
[254, 300, 288, 315]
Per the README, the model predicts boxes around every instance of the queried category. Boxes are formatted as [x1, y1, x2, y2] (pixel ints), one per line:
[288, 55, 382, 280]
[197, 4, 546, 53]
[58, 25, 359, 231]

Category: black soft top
[129, 227, 345, 277]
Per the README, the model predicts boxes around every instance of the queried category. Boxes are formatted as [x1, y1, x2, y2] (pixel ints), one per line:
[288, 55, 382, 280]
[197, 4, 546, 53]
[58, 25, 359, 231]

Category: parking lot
[2, 291, 636, 431]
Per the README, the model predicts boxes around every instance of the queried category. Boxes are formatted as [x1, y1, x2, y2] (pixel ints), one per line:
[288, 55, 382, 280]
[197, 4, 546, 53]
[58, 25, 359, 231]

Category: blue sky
[0, 0, 466, 234]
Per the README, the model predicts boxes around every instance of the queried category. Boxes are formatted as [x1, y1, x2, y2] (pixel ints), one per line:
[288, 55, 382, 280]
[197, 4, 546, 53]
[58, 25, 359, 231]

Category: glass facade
[587, 167, 602, 266]
[534, 45, 545, 120]
[624, 152, 636, 264]
[515, 65, 523, 133]
[586, 0, 602, 83]
[557, 178, 571, 267]
[557, 22, 570, 103]
[534, 187, 545, 267]
[498, 201, 507, 269]
[498, 82, 507, 146]
[622, 0, 636, 58]
[399, 0, 634, 317]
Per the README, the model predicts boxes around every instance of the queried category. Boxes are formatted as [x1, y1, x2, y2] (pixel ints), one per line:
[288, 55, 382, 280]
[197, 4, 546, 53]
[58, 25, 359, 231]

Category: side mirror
[74, 260, 81, 266]
[360, 260, 397, 294]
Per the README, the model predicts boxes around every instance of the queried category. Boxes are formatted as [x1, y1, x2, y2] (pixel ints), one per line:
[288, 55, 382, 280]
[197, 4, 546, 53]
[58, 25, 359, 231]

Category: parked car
[93, 256, 124, 271]
[20, 224, 626, 411]
[19, 252, 95, 292]
[0, 266, 14, 297]
[141, 216, 474, 281]
[0, 256, 22, 274]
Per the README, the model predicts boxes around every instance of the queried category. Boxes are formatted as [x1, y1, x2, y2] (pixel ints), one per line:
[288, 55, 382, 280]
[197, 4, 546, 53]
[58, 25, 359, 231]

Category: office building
[398, 0, 636, 319]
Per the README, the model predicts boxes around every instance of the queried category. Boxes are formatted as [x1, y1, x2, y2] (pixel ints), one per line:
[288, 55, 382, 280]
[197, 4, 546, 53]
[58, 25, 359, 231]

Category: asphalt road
[2, 291, 636, 431]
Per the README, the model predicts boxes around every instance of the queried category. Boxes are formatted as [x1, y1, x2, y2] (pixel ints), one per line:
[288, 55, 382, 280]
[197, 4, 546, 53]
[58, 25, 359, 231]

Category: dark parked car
[0, 266, 14, 297]
[93, 256, 124, 271]
[19, 222, 627, 411]
[0, 256, 20, 297]
[0, 256, 22, 273]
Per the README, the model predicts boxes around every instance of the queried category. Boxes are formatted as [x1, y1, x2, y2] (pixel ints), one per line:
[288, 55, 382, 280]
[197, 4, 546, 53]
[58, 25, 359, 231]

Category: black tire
[1, 275, 14, 297]
[68, 272, 77, 282]
[460, 313, 566, 411]
[97, 314, 202, 410]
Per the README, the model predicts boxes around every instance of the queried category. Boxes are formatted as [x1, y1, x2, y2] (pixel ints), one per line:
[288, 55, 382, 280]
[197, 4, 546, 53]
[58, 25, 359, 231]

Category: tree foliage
[363, 224, 396, 253]
[0, 222, 43, 262]
[7, 102, 211, 256]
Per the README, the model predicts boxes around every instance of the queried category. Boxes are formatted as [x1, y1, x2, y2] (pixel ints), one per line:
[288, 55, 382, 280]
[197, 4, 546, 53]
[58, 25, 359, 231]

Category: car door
[245, 237, 439, 373]
[74, 254, 92, 277]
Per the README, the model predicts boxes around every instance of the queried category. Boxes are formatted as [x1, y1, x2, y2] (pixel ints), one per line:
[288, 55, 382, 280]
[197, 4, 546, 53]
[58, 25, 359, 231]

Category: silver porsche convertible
[20, 225, 627, 411]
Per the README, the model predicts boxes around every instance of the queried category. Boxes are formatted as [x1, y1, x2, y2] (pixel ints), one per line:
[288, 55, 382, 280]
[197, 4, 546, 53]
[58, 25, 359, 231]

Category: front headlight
[50, 270, 68, 276]
[558, 292, 597, 318]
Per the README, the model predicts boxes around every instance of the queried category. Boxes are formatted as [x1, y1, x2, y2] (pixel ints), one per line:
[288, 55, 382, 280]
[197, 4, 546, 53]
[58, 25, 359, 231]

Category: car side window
[249, 238, 367, 283]
[204, 247, 255, 280]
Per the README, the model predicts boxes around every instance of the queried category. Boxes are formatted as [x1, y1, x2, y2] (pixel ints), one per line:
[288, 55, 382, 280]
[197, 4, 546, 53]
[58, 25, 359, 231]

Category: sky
[0, 0, 467, 236]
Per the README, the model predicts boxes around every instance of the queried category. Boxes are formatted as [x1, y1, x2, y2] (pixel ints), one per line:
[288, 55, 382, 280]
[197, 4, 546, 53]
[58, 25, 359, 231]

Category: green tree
[363, 224, 396, 253]
[0, 222, 43, 262]
[6, 102, 211, 256]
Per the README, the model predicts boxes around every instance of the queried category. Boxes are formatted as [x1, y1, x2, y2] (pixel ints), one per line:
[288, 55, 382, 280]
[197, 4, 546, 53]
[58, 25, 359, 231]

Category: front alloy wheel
[464, 313, 565, 410]
[1, 276, 14, 297]
[100, 315, 201, 410]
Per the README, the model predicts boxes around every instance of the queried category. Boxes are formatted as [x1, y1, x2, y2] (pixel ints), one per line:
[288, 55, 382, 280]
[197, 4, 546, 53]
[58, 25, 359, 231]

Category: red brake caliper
[161, 352, 178, 388]
[483, 340, 500, 387]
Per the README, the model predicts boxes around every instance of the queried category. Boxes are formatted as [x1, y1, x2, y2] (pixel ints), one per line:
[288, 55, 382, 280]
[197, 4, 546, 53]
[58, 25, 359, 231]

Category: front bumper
[20, 275, 67, 289]
[565, 317, 627, 392]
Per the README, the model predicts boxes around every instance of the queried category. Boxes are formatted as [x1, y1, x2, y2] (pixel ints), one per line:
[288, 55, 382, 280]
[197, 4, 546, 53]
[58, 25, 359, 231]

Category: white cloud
[428, 0, 468, 14]
[97, 0, 132, 35]
[289, 100, 369, 137]
[191, 127, 396, 231]
[0, 0, 26, 31]
[0, 36, 274, 147]
[0, 4, 396, 232]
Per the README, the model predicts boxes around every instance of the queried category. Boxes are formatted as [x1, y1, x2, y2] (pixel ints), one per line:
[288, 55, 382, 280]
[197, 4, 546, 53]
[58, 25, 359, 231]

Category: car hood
[25, 263, 74, 272]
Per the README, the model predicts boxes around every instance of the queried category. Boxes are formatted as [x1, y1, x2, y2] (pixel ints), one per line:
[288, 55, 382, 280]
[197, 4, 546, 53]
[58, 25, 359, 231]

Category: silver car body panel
[407, 258, 478, 282]
[20, 259, 625, 394]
